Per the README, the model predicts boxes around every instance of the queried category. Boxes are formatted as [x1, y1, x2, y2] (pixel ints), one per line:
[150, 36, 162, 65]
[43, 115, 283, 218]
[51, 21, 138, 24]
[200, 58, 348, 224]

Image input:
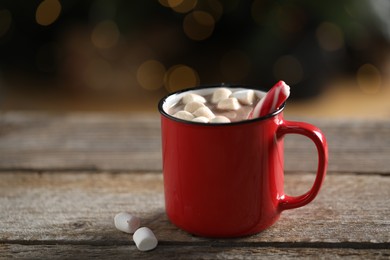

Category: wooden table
[0, 112, 389, 259]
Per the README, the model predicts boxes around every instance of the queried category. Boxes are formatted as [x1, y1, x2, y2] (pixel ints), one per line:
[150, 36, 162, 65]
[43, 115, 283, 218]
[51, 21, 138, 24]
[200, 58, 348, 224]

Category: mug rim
[158, 83, 285, 126]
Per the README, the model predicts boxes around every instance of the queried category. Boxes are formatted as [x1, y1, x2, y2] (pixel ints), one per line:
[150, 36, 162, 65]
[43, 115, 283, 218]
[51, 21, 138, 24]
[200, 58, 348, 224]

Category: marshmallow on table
[217, 98, 240, 111]
[211, 88, 232, 103]
[184, 101, 206, 113]
[114, 212, 141, 234]
[173, 110, 194, 121]
[182, 93, 206, 104]
[193, 106, 215, 119]
[210, 116, 230, 123]
[192, 116, 209, 123]
[133, 227, 158, 251]
[231, 90, 255, 105]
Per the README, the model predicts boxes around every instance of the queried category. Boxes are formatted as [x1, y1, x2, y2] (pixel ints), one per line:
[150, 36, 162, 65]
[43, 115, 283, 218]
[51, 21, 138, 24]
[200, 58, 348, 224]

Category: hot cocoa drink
[166, 87, 266, 123]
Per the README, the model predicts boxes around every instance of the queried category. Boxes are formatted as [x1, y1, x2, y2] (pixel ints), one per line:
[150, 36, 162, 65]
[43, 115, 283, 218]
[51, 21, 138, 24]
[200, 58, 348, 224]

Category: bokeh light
[164, 65, 199, 92]
[1, 1, 390, 112]
[166, 0, 183, 8]
[316, 22, 344, 51]
[91, 20, 120, 49]
[273, 55, 304, 85]
[35, 0, 62, 26]
[220, 50, 251, 82]
[137, 60, 166, 91]
[171, 0, 197, 13]
[357, 64, 382, 94]
[0, 9, 12, 37]
[159, 0, 197, 13]
[195, 0, 223, 22]
[158, 0, 172, 8]
[183, 11, 215, 41]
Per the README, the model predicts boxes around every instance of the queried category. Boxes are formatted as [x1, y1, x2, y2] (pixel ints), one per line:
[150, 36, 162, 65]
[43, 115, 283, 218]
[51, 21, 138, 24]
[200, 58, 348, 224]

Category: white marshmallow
[193, 107, 215, 119]
[210, 116, 231, 123]
[184, 101, 206, 113]
[182, 93, 206, 104]
[173, 110, 194, 121]
[217, 98, 241, 111]
[231, 90, 255, 105]
[133, 227, 158, 251]
[211, 88, 232, 103]
[221, 111, 237, 119]
[192, 116, 209, 123]
[114, 212, 141, 234]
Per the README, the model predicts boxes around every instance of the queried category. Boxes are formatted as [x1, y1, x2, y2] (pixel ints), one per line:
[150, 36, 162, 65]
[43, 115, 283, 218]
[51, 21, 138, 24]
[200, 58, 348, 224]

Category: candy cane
[250, 81, 290, 118]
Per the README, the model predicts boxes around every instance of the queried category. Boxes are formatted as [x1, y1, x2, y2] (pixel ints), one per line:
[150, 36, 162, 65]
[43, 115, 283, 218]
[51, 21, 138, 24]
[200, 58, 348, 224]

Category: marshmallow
[211, 88, 232, 103]
[182, 93, 206, 104]
[221, 111, 237, 119]
[217, 98, 241, 110]
[193, 107, 215, 119]
[173, 110, 194, 121]
[133, 227, 158, 251]
[210, 116, 231, 123]
[231, 90, 255, 105]
[184, 101, 206, 113]
[114, 212, 141, 234]
[192, 116, 209, 123]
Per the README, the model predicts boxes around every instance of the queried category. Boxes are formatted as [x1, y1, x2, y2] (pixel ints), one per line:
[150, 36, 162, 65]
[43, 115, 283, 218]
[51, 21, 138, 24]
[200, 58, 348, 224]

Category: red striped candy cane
[250, 81, 290, 118]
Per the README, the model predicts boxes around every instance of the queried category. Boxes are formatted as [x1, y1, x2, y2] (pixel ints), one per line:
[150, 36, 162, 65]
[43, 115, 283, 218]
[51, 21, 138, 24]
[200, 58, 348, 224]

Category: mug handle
[276, 120, 328, 211]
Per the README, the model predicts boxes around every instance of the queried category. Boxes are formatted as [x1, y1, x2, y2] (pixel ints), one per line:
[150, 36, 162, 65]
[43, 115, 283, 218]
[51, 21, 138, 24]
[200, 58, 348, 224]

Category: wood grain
[1, 244, 389, 259]
[0, 112, 389, 173]
[0, 172, 389, 244]
[0, 113, 389, 259]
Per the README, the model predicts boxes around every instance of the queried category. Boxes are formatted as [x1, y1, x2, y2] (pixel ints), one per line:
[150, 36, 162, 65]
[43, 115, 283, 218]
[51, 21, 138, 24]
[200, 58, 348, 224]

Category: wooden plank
[0, 172, 389, 244]
[285, 118, 390, 174]
[1, 244, 389, 259]
[0, 112, 162, 171]
[0, 112, 389, 173]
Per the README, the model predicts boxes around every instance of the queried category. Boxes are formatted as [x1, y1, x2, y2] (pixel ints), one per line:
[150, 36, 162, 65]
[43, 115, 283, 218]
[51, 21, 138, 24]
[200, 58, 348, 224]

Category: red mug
[158, 85, 328, 238]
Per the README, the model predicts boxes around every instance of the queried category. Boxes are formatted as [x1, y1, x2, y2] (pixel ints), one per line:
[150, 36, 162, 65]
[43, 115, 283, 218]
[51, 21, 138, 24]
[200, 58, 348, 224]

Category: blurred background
[0, 0, 389, 118]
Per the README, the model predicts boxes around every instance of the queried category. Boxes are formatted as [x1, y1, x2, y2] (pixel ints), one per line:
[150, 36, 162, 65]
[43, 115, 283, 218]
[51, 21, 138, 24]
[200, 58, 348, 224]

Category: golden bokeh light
[91, 20, 120, 49]
[357, 64, 382, 95]
[35, 0, 62, 26]
[137, 60, 166, 91]
[198, 0, 223, 22]
[158, 0, 171, 8]
[183, 11, 215, 41]
[220, 50, 251, 82]
[164, 65, 199, 92]
[168, 0, 184, 8]
[172, 0, 198, 13]
[273, 55, 303, 85]
[159, 0, 197, 13]
[316, 22, 344, 51]
[0, 9, 12, 37]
